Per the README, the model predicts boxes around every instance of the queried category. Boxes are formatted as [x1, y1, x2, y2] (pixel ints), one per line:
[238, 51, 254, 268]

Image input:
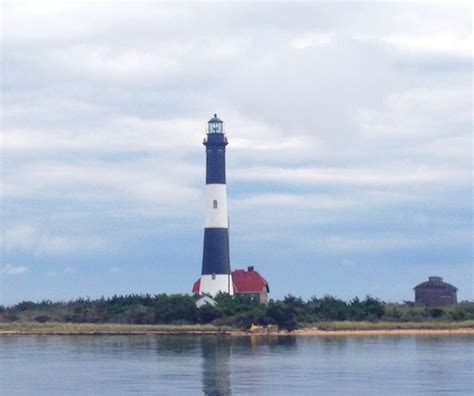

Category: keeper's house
[193, 266, 269, 303]
[414, 276, 457, 307]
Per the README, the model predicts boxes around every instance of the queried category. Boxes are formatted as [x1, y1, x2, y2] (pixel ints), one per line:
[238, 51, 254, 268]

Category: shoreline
[1, 322, 473, 336]
[289, 328, 474, 336]
[1, 330, 473, 336]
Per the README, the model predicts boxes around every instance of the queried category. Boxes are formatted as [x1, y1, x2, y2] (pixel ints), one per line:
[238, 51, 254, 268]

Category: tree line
[1, 294, 473, 331]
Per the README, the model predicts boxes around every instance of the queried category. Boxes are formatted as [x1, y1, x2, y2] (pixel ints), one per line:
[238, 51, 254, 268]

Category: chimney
[247, 266, 254, 272]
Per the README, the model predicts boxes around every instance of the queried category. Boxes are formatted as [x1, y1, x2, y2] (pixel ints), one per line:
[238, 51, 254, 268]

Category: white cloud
[47, 44, 180, 80]
[232, 164, 469, 188]
[290, 33, 333, 49]
[3, 224, 109, 255]
[1, 160, 203, 224]
[1, 264, 29, 275]
[301, 229, 472, 253]
[1, 224, 36, 250]
[2, 2, 187, 45]
[408, 135, 472, 160]
[356, 88, 471, 139]
[2, 112, 205, 154]
[382, 34, 472, 58]
[233, 190, 422, 212]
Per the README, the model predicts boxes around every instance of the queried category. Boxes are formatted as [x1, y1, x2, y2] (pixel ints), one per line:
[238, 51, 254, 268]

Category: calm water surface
[0, 335, 472, 395]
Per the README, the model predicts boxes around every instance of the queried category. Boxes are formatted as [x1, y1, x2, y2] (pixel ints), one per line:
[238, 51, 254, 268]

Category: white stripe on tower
[204, 184, 228, 228]
[200, 274, 233, 296]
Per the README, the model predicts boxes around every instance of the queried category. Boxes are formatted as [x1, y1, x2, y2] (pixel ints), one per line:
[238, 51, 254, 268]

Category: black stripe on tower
[204, 133, 228, 184]
[201, 228, 230, 275]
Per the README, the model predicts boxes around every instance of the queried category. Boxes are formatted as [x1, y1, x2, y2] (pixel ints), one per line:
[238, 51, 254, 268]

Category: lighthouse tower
[199, 114, 233, 296]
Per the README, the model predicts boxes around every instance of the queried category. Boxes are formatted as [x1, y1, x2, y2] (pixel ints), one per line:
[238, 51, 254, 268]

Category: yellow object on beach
[250, 324, 258, 332]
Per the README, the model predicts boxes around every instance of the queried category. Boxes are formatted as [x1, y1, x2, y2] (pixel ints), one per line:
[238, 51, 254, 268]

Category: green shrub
[308, 296, 349, 321]
[266, 301, 298, 331]
[198, 304, 222, 323]
[34, 315, 51, 323]
[16, 301, 36, 311]
[3, 294, 473, 328]
[429, 308, 445, 319]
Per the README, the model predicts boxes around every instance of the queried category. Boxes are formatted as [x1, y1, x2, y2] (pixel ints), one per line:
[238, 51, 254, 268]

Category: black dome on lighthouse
[208, 114, 223, 123]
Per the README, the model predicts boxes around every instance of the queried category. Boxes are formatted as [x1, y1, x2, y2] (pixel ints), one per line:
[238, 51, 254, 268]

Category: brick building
[414, 276, 457, 307]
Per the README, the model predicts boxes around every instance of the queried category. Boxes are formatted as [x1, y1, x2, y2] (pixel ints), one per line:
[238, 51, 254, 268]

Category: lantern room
[208, 114, 224, 134]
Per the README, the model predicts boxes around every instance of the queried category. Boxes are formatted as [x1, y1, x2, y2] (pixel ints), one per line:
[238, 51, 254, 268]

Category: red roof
[192, 267, 269, 294]
[192, 278, 200, 293]
[232, 268, 269, 293]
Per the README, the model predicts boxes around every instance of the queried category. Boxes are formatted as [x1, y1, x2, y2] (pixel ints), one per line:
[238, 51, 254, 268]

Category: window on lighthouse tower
[213, 200, 218, 209]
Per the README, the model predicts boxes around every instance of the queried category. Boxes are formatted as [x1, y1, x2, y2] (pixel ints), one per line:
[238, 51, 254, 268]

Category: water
[0, 335, 472, 395]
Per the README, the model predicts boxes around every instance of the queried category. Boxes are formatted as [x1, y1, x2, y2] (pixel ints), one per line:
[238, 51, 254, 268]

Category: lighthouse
[192, 115, 270, 300]
[198, 114, 233, 296]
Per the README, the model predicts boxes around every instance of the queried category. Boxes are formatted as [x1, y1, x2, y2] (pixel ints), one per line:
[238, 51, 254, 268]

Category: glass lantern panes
[208, 114, 224, 133]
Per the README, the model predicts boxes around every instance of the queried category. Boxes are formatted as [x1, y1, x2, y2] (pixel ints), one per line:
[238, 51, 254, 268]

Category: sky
[1, 1, 472, 305]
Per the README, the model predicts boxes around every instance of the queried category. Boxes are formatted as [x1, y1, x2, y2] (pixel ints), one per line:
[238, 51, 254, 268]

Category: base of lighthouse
[197, 274, 234, 297]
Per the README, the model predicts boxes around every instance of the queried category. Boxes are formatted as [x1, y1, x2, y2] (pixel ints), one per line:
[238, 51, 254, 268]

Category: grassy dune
[0, 322, 235, 334]
[314, 320, 474, 331]
[1, 321, 473, 335]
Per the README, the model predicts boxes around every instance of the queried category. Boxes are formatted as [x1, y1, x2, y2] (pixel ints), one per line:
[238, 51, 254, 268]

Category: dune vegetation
[1, 294, 473, 333]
